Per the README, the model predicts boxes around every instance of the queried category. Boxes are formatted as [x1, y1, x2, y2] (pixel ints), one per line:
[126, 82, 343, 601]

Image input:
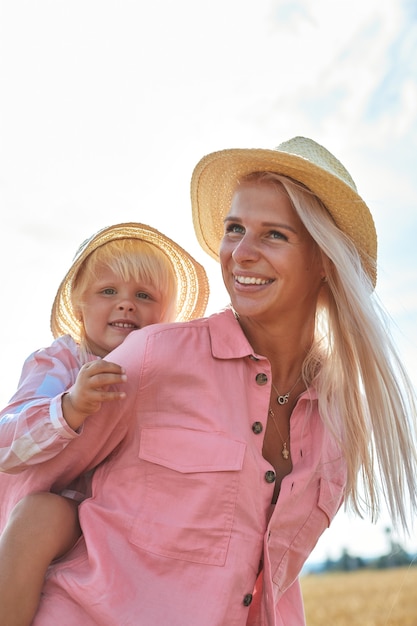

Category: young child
[0, 222, 209, 626]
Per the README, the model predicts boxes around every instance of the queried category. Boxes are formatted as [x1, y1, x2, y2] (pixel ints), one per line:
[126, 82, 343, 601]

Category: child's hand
[62, 360, 127, 431]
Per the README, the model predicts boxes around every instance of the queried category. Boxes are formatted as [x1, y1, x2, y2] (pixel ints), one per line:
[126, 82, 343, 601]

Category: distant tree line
[321, 527, 416, 572]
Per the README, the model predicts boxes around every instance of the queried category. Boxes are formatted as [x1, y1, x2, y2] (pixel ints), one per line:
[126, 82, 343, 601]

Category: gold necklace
[267, 376, 300, 460]
[268, 406, 290, 460]
[271, 376, 301, 406]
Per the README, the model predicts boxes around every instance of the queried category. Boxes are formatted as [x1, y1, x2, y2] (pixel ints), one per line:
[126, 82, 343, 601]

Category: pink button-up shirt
[1, 309, 346, 625]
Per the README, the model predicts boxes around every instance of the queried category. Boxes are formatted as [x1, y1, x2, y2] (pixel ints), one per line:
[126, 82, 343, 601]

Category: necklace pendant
[282, 443, 290, 460]
[277, 393, 289, 405]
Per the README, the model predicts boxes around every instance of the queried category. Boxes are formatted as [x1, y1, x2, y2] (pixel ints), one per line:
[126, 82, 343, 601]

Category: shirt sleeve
[0, 337, 86, 472]
[0, 330, 143, 495]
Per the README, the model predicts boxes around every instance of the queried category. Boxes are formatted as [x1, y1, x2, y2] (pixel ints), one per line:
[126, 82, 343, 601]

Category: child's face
[80, 265, 166, 357]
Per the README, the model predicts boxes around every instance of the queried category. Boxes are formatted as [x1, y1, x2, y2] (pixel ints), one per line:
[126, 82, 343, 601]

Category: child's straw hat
[51, 222, 209, 340]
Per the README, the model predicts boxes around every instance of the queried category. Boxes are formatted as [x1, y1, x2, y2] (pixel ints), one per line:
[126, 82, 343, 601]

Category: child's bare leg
[0, 492, 81, 626]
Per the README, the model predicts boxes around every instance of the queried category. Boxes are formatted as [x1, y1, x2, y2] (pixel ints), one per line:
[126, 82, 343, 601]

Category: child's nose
[117, 299, 135, 312]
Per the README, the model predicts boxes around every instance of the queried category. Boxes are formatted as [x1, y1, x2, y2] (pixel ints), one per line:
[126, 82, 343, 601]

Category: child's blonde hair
[71, 238, 177, 356]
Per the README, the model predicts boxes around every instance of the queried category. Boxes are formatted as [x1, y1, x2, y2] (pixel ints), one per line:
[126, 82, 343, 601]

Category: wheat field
[300, 566, 417, 625]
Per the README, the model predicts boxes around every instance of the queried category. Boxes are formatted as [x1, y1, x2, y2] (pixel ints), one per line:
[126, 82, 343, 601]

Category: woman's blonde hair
[71, 238, 177, 357]
[241, 172, 417, 531]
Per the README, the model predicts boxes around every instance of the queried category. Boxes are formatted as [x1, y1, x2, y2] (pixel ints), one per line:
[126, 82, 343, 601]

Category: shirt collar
[207, 307, 319, 402]
[208, 307, 264, 360]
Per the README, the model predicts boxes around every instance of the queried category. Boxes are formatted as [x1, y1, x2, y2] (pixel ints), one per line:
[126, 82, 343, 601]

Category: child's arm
[0, 336, 125, 472]
[0, 329, 145, 500]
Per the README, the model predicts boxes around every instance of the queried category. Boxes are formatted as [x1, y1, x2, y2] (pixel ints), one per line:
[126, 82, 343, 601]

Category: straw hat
[51, 222, 209, 340]
[191, 136, 377, 286]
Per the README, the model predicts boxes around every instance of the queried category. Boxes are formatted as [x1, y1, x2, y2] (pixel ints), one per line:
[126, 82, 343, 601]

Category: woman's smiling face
[219, 180, 325, 325]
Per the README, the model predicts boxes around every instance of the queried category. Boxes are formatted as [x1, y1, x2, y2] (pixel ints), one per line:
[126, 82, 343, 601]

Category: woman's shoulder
[141, 308, 236, 343]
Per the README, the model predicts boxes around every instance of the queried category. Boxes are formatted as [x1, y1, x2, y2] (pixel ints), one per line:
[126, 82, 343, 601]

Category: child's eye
[137, 292, 151, 300]
[102, 288, 117, 295]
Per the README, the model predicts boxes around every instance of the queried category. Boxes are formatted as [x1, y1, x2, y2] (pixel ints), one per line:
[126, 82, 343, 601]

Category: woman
[26, 138, 417, 625]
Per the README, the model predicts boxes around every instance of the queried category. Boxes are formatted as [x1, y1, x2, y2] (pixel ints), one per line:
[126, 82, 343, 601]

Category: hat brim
[51, 222, 209, 340]
[191, 147, 377, 286]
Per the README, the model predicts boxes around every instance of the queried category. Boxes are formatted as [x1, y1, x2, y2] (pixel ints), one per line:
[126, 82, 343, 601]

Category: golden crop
[301, 566, 417, 625]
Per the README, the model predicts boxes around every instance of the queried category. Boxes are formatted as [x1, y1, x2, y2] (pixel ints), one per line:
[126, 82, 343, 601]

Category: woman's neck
[236, 312, 314, 384]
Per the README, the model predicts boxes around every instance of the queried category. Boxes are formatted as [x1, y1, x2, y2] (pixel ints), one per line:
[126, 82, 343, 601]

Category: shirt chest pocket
[129, 427, 246, 566]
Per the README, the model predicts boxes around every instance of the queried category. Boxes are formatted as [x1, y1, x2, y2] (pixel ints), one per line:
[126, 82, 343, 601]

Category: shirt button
[243, 593, 253, 606]
[252, 421, 263, 434]
[265, 470, 276, 484]
[255, 373, 268, 385]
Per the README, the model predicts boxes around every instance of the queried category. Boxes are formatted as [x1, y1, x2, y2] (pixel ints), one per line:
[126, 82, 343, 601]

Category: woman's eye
[270, 230, 288, 241]
[225, 223, 245, 234]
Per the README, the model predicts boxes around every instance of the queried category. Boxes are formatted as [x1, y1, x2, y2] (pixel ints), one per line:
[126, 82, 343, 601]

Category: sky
[1, 0, 416, 565]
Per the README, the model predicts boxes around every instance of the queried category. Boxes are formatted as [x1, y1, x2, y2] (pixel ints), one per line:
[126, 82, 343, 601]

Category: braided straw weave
[50, 222, 209, 341]
[191, 136, 377, 286]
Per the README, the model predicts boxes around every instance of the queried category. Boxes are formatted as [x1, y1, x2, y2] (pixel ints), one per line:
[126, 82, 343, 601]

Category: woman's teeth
[235, 276, 272, 285]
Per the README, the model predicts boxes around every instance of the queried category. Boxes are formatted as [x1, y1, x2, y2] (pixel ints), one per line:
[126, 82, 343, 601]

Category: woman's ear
[317, 250, 327, 283]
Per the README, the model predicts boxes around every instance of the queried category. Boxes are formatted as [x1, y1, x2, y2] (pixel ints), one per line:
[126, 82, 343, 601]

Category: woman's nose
[232, 235, 260, 264]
